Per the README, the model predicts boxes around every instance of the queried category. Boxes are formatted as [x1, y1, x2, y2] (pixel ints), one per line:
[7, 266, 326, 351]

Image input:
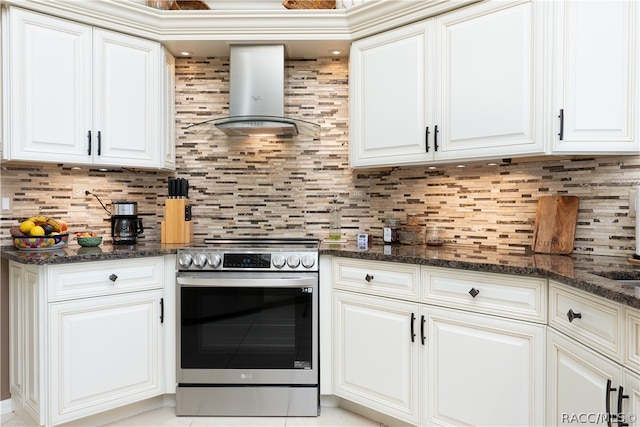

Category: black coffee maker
[111, 201, 144, 244]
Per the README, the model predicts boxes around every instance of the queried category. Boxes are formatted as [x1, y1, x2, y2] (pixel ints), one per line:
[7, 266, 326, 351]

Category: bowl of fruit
[11, 216, 69, 251]
[75, 232, 102, 247]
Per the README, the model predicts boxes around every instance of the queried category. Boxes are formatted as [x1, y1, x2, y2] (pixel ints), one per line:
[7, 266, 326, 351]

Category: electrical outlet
[72, 185, 90, 199]
[351, 189, 366, 199]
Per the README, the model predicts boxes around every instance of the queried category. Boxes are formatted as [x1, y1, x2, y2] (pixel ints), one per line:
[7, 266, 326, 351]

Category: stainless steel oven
[175, 238, 319, 417]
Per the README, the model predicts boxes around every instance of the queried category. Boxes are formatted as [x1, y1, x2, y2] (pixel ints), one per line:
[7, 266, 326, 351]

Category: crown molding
[2, 0, 479, 57]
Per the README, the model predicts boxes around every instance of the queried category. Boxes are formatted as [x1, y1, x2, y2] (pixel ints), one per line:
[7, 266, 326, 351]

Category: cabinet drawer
[549, 281, 623, 363]
[47, 257, 164, 301]
[332, 258, 420, 300]
[626, 307, 640, 374]
[422, 267, 546, 323]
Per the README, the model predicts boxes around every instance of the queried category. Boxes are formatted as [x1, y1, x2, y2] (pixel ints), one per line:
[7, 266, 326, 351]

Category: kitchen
[1, 0, 640, 426]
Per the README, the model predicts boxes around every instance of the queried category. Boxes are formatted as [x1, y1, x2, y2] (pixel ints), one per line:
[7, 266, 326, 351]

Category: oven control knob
[301, 255, 316, 269]
[208, 254, 222, 269]
[287, 255, 300, 269]
[272, 254, 286, 269]
[178, 253, 193, 268]
[193, 253, 208, 268]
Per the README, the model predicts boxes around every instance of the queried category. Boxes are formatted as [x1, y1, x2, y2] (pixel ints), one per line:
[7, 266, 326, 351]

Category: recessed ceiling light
[180, 51, 192, 56]
[329, 49, 342, 55]
[456, 164, 466, 168]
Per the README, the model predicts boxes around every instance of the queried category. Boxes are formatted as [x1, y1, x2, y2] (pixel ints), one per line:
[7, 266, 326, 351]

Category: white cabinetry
[333, 291, 421, 424]
[427, 306, 545, 427]
[434, 0, 545, 161]
[3, 7, 173, 169]
[547, 280, 634, 426]
[8, 257, 166, 426]
[551, 0, 640, 154]
[423, 267, 546, 427]
[349, 21, 433, 168]
[331, 257, 546, 426]
[349, 0, 545, 168]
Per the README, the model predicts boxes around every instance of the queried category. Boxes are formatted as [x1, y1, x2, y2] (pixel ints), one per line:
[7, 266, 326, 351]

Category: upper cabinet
[551, 0, 640, 154]
[350, 0, 545, 168]
[349, 21, 433, 168]
[350, 0, 640, 169]
[2, 7, 175, 170]
[433, 0, 545, 161]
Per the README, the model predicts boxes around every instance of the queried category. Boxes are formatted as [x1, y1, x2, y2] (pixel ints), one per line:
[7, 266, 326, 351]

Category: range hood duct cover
[188, 44, 319, 138]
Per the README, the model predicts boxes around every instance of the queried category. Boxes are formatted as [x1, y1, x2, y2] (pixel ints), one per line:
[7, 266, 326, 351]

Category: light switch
[1, 197, 11, 211]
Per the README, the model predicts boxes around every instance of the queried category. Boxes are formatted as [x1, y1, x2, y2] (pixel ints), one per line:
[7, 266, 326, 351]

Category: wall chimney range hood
[187, 44, 320, 138]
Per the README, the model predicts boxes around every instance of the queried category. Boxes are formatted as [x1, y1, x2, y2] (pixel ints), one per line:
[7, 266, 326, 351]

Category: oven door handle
[176, 276, 317, 288]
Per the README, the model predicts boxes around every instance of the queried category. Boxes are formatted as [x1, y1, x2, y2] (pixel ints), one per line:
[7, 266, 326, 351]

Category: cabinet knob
[468, 287, 480, 298]
[109, 273, 118, 282]
[567, 308, 582, 322]
[365, 274, 374, 283]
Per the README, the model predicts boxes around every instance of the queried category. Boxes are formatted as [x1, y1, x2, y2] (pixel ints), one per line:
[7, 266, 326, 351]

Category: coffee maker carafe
[111, 201, 144, 245]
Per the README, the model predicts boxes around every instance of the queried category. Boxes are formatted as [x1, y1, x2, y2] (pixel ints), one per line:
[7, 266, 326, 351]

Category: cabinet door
[48, 290, 164, 425]
[333, 290, 420, 424]
[552, 1, 639, 153]
[6, 8, 92, 163]
[427, 306, 545, 427]
[434, 0, 545, 160]
[349, 20, 433, 168]
[93, 29, 161, 168]
[547, 329, 624, 426]
[623, 370, 640, 427]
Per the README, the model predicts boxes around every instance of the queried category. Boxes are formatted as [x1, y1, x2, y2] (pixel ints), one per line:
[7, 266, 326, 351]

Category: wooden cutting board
[531, 195, 580, 254]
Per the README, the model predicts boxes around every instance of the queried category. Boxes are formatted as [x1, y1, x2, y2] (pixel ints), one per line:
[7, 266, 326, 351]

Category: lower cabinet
[427, 306, 545, 426]
[333, 290, 421, 425]
[48, 290, 163, 426]
[8, 257, 166, 426]
[547, 328, 625, 426]
[331, 259, 546, 427]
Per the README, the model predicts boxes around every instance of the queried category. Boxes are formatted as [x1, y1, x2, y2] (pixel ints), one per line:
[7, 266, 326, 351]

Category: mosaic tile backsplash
[1, 56, 638, 257]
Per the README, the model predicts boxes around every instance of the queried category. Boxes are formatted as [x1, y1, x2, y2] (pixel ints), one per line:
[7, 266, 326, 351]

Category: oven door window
[181, 287, 313, 370]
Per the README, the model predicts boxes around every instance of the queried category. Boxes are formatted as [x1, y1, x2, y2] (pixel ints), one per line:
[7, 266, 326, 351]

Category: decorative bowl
[76, 235, 103, 247]
[13, 234, 69, 251]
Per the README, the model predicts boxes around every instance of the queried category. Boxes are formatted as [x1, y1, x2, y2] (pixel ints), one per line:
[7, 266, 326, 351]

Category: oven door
[176, 271, 318, 386]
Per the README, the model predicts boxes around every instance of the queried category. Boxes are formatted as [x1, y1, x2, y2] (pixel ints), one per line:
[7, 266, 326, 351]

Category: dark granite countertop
[320, 241, 640, 310]
[3, 241, 640, 309]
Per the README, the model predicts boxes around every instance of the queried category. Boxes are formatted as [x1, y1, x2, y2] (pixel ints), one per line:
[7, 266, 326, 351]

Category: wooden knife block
[161, 199, 193, 244]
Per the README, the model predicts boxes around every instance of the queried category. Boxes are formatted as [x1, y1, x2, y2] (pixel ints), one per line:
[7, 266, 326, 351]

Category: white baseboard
[0, 398, 12, 415]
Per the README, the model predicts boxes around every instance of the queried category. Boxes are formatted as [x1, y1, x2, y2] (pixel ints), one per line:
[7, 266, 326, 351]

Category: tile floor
[1, 405, 383, 427]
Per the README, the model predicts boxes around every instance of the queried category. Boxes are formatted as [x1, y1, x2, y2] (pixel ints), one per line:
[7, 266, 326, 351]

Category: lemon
[19, 220, 35, 234]
[30, 225, 45, 236]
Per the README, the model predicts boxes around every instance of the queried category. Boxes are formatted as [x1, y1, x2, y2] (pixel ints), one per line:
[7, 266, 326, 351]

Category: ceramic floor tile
[189, 415, 287, 427]
[285, 407, 380, 427]
[102, 406, 194, 427]
[0, 413, 27, 427]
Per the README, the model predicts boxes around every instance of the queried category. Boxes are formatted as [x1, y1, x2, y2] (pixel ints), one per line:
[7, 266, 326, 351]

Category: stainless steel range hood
[187, 44, 319, 138]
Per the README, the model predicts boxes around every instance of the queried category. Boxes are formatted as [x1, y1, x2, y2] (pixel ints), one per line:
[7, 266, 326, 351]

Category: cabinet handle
[617, 386, 629, 427]
[410, 313, 416, 343]
[567, 308, 582, 322]
[425, 126, 430, 153]
[109, 273, 118, 282]
[420, 314, 425, 345]
[87, 130, 92, 155]
[160, 298, 164, 324]
[365, 274, 374, 283]
[434, 125, 439, 151]
[606, 379, 616, 427]
[468, 287, 480, 298]
[97, 131, 102, 156]
[558, 109, 564, 140]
